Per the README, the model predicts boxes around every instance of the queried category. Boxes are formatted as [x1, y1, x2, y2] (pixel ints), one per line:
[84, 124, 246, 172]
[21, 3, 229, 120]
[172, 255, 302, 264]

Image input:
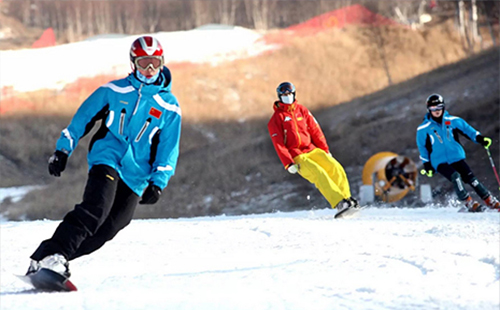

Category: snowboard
[334, 206, 363, 219]
[16, 268, 77, 292]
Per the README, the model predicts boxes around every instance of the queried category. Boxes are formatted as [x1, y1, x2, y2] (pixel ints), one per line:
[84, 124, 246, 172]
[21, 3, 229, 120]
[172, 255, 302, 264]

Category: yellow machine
[361, 152, 419, 203]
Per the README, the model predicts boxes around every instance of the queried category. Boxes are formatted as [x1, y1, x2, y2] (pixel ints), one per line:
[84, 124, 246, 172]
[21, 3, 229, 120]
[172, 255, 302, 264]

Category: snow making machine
[359, 152, 432, 204]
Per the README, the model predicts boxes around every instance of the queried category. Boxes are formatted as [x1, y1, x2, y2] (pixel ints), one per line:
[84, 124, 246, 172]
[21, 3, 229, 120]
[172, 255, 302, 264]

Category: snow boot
[483, 195, 500, 210]
[27, 254, 71, 278]
[335, 197, 361, 218]
[464, 196, 486, 213]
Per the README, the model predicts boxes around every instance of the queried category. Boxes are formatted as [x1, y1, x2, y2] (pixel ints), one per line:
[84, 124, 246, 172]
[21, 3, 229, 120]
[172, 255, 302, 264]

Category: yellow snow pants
[293, 148, 351, 209]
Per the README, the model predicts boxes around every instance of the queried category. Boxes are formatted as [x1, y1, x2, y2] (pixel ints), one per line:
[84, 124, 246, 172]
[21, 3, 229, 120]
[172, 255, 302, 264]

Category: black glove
[476, 135, 492, 148]
[139, 184, 162, 205]
[420, 162, 435, 178]
[48, 150, 68, 177]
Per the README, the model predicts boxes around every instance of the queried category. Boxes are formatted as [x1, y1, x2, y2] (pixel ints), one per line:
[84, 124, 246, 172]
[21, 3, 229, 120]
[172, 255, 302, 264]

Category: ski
[457, 205, 493, 213]
[16, 268, 77, 292]
[334, 206, 363, 219]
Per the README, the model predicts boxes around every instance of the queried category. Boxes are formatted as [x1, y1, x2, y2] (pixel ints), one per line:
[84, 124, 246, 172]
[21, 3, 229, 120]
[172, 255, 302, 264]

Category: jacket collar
[127, 66, 173, 94]
[425, 110, 449, 124]
[273, 100, 297, 112]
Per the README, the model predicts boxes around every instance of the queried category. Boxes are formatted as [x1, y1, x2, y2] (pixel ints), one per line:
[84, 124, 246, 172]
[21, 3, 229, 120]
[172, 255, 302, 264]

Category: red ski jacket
[267, 100, 329, 169]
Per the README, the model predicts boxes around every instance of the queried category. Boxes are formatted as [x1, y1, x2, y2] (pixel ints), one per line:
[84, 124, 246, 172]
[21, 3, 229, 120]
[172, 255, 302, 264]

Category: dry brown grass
[174, 20, 476, 121]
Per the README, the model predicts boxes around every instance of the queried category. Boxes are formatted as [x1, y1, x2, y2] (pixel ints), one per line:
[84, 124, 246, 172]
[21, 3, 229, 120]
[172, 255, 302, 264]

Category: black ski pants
[436, 159, 490, 201]
[31, 165, 140, 261]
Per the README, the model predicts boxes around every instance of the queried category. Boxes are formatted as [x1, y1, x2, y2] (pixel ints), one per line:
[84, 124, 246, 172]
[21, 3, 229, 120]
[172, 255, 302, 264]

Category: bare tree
[393, 0, 429, 29]
[65, 3, 76, 43]
[457, 0, 473, 53]
[145, 1, 161, 33]
[470, 0, 479, 45]
[20, 1, 32, 26]
[94, 1, 110, 35]
[86, 2, 94, 37]
[219, 0, 239, 26]
[54, 1, 66, 40]
[3, 0, 496, 46]
[480, 1, 497, 46]
[192, 0, 210, 27]
[244, 0, 275, 30]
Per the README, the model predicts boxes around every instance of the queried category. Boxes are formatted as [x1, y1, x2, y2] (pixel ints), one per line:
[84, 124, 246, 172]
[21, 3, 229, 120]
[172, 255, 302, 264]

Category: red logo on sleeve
[149, 107, 162, 119]
[445, 121, 451, 125]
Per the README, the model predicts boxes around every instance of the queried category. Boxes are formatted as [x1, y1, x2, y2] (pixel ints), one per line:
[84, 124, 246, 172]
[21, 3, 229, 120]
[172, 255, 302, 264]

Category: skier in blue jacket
[26, 36, 182, 278]
[416, 94, 499, 212]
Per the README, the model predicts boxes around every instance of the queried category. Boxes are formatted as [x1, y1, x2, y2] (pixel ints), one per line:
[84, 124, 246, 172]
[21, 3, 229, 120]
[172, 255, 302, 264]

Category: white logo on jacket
[284, 116, 292, 122]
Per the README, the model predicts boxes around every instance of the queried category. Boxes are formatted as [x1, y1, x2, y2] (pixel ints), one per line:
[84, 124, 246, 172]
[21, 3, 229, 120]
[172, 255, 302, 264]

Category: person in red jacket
[267, 82, 360, 217]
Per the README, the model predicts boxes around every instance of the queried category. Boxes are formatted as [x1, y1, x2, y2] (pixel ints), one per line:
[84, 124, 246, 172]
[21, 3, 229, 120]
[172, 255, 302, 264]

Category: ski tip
[64, 280, 78, 292]
[15, 274, 32, 284]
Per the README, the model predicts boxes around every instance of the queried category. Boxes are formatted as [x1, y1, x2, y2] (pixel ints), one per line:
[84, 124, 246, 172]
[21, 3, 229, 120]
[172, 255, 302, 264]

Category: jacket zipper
[135, 118, 151, 142]
[284, 129, 287, 145]
[292, 112, 301, 148]
[119, 109, 126, 135]
[133, 84, 143, 116]
[433, 130, 443, 144]
[444, 121, 451, 141]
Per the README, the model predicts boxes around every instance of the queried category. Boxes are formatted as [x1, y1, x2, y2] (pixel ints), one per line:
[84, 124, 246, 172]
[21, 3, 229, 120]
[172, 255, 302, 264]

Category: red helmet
[130, 36, 164, 71]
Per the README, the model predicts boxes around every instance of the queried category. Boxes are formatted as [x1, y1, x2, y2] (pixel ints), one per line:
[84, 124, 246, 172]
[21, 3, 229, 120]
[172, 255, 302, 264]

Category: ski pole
[485, 146, 500, 191]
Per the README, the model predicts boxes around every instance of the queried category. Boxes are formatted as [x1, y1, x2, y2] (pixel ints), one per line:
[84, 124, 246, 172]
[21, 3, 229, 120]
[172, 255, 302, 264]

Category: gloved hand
[420, 162, 435, 178]
[476, 135, 492, 148]
[48, 150, 68, 177]
[287, 164, 299, 174]
[139, 184, 162, 205]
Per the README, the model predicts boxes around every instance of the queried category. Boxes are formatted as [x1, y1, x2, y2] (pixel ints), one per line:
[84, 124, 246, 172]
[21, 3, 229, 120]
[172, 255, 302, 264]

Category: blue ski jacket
[55, 67, 182, 196]
[416, 111, 480, 169]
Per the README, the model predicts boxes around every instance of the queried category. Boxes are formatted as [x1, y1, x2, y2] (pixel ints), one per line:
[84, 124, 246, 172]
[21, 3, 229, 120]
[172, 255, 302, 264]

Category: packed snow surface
[1, 207, 499, 309]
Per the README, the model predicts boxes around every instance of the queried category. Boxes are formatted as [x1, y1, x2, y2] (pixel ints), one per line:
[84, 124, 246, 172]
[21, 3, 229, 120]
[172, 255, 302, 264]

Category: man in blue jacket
[26, 36, 182, 278]
[417, 94, 499, 212]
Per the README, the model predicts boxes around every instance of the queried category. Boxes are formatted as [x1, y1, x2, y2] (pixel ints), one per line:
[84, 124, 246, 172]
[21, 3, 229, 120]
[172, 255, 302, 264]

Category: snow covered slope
[1, 208, 499, 309]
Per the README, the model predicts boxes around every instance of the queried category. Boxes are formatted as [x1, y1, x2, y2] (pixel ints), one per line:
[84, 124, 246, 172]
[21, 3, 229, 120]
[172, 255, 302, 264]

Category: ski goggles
[428, 104, 444, 112]
[277, 85, 295, 95]
[134, 56, 163, 71]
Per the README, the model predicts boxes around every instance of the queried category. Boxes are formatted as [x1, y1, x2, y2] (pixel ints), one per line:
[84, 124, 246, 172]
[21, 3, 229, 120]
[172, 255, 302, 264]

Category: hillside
[0, 22, 498, 220]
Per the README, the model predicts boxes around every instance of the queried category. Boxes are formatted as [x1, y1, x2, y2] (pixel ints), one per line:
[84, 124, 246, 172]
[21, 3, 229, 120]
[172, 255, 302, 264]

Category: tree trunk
[470, 0, 480, 46]
[74, 2, 83, 41]
[457, 0, 472, 53]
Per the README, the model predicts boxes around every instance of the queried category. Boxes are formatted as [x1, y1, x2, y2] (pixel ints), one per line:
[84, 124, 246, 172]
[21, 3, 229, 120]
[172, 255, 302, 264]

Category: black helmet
[426, 94, 445, 108]
[276, 82, 296, 100]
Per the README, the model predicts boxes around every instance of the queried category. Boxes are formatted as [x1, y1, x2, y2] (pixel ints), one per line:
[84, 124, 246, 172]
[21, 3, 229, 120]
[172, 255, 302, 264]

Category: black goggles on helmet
[428, 104, 444, 112]
[278, 85, 294, 95]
